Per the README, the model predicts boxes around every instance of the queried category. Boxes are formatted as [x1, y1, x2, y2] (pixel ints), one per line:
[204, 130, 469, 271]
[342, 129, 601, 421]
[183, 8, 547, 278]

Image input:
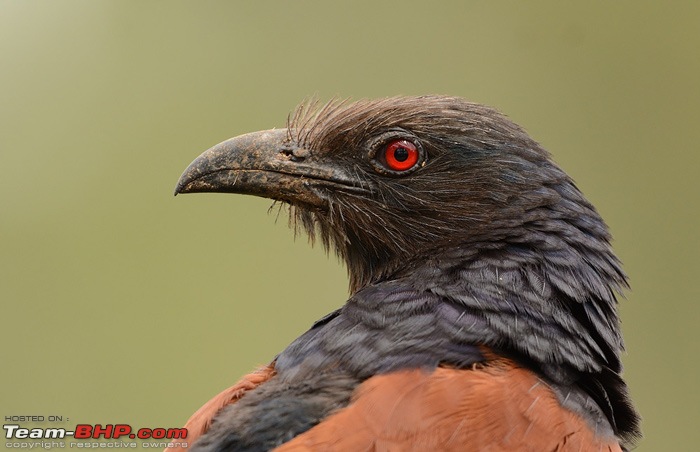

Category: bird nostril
[279, 147, 310, 162]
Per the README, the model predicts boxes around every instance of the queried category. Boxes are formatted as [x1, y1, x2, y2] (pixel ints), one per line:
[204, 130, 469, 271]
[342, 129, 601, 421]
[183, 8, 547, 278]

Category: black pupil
[394, 147, 409, 162]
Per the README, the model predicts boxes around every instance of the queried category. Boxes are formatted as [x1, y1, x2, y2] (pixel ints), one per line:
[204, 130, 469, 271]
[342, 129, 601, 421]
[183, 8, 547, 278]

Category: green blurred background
[2, 1, 698, 450]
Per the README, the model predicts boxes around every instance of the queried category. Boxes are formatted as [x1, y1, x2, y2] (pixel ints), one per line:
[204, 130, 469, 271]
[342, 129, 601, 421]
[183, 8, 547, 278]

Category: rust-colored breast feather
[165, 364, 276, 452]
[276, 361, 621, 452]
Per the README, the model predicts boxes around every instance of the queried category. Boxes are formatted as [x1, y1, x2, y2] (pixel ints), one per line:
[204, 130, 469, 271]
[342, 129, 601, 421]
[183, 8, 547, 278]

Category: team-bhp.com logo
[4, 423, 187, 440]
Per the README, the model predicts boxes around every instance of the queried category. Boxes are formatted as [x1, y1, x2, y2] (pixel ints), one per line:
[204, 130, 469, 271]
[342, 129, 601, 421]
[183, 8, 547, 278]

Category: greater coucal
[170, 96, 640, 451]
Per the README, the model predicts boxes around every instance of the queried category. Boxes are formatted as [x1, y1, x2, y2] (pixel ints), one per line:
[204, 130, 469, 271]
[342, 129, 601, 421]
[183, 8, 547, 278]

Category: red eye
[384, 140, 419, 171]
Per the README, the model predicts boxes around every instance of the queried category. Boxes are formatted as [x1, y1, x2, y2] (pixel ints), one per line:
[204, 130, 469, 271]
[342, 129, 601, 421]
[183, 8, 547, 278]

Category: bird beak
[175, 128, 354, 207]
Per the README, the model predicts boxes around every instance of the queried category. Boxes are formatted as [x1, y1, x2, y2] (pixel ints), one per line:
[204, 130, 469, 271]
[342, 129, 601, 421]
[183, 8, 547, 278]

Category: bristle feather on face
[279, 97, 625, 302]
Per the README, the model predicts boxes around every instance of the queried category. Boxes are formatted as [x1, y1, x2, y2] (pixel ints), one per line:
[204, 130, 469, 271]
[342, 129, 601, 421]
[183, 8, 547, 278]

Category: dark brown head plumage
[283, 97, 624, 299]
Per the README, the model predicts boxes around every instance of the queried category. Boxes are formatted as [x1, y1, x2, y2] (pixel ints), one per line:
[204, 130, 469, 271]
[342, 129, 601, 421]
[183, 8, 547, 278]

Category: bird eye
[383, 140, 419, 171]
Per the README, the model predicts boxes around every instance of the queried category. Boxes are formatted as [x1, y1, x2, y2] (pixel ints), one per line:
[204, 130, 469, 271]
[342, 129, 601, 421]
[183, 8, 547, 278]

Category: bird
[169, 96, 640, 451]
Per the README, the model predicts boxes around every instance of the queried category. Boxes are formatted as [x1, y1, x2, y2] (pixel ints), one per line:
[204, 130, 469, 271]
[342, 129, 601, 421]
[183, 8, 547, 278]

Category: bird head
[176, 96, 624, 298]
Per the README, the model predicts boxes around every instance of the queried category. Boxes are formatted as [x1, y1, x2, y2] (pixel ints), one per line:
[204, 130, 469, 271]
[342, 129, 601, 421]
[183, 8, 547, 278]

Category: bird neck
[344, 202, 629, 371]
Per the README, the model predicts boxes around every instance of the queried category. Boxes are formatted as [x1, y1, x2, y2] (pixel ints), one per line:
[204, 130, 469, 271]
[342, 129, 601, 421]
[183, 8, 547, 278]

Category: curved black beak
[175, 128, 359, 207]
